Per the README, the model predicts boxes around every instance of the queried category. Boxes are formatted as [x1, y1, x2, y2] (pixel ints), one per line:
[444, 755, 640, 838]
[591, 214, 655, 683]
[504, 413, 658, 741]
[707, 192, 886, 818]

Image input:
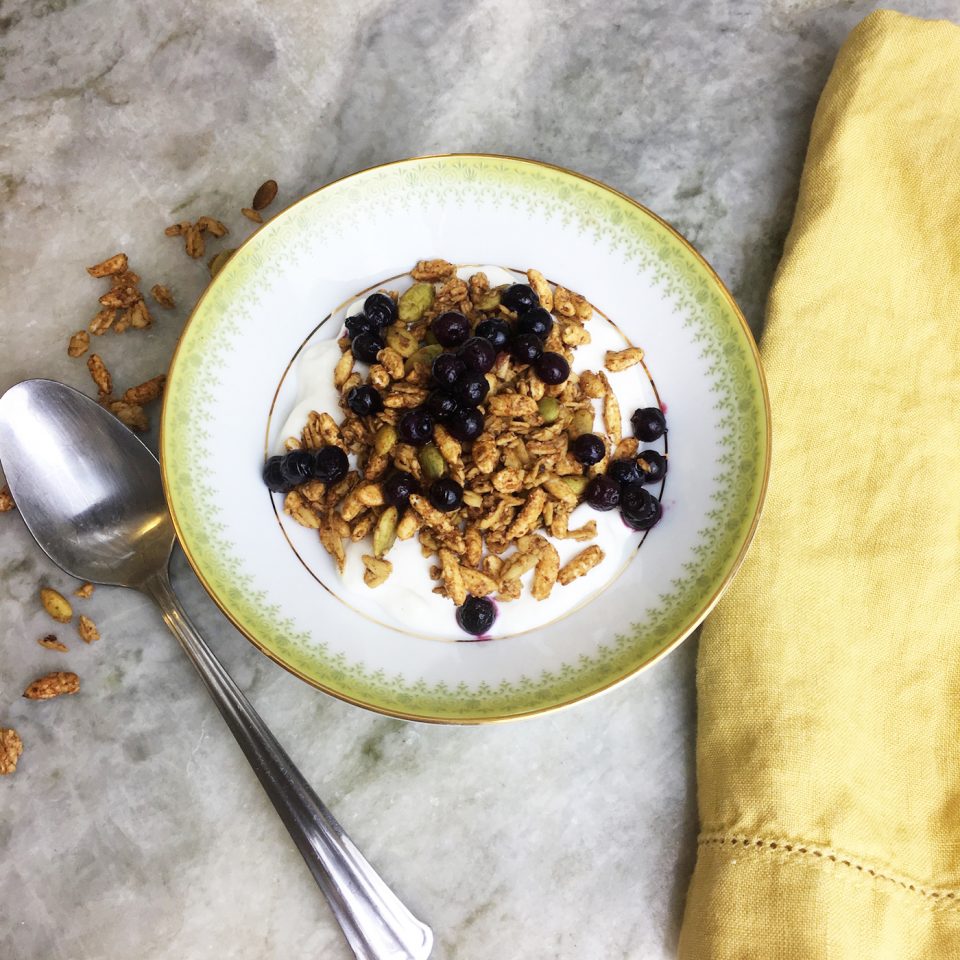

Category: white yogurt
[275, 267, 659, 640]
[279, 339, 344, 443]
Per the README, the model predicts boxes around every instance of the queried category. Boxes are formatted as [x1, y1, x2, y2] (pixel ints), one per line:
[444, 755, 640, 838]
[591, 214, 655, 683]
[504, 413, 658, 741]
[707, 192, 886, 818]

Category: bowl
[161, 154, 770, 723]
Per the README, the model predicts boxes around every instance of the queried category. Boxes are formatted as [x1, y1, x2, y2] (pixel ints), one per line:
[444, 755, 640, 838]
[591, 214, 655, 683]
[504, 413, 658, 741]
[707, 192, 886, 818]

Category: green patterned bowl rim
[161, 154, 771, 724]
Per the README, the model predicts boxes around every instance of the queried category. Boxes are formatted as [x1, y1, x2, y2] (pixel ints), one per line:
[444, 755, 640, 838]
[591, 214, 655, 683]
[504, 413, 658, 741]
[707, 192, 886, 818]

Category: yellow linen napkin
[679, 10, 960, 958]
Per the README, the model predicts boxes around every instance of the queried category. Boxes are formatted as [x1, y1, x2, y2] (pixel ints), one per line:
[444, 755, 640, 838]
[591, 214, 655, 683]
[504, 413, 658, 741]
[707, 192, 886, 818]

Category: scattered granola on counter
[77, 616, 100, 644]
[84, 251, 157, 336]
[81, 354, 166, 433]
[5, 178, 283, 773]
[166, 215, 229, 259]
[23, 672, 80, 701]
[150, 284, 175, 309]
[67, 330, 90, 357]
[0, 728, 23, 775]
[38, 634, 69, 653]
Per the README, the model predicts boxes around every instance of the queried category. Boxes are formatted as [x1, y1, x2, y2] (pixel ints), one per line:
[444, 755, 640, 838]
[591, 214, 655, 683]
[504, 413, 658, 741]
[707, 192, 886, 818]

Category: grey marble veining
[1, 2, 957, 958]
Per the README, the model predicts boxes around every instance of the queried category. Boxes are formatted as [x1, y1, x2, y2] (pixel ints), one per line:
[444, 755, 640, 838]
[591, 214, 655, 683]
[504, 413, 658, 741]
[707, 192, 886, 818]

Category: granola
[23, 671, 80, 700]
[84, 252, 164, 337]
[67, 330, 90, 357]
[150, 284, 176, 309]
[0, 728, 23, 775]
[168, 216, 229, 259]
[38, 634, 68, 652]
[269, 262, 665, 637]
[77, 615, 100, 644]
[83, 353, 166, 433]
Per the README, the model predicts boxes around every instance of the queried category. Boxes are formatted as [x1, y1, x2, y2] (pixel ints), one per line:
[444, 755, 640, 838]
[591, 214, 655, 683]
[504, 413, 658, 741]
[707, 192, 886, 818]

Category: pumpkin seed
[476, 288, 502, 311]
[569, 408, 594, 437]
[398, 282, 435, 323]
[404, 344, 443, 374]
[374, 424, 398, 456]
[561, 475, 589, 496]
[40, 588, 73, 624]
[385, 325, 420, 358]
[418, 443, 445, 481]
[373, 507, 398, 558]
[537, 397, 560, 424]
[252, 179, 278, 211]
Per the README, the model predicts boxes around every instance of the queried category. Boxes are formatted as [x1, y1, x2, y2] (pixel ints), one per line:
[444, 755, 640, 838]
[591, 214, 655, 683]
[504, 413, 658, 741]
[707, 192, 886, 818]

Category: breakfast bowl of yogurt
[161, 155, 770, 723]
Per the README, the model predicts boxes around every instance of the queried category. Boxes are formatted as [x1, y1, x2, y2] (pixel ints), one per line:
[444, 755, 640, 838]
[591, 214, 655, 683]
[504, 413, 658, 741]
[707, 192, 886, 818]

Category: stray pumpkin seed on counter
[262, 260, 667, 637]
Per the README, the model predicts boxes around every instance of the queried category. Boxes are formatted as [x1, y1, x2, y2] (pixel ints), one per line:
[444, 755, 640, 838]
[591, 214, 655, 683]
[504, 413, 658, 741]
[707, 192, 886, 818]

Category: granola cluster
[164, 215, 229, 260]
[279, 260, 649, 632]
[82, 252, 174, 342]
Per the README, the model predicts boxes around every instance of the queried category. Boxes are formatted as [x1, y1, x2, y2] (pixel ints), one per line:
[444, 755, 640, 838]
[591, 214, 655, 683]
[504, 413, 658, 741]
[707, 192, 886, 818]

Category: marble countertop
[2, 2, 956, 957]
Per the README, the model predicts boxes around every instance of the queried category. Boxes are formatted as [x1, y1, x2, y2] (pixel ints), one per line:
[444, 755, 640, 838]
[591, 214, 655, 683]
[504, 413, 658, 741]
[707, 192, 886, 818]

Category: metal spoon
[0, 379, 433, 960]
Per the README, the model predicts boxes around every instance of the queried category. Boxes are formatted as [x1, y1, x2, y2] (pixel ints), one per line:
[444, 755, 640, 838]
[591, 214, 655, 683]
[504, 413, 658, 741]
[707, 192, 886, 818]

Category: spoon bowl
[0, 379, 173, 587]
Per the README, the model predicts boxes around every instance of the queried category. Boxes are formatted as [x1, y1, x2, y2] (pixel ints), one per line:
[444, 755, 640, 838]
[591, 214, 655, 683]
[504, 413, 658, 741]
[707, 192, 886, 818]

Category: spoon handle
[144, 570, 433, 960]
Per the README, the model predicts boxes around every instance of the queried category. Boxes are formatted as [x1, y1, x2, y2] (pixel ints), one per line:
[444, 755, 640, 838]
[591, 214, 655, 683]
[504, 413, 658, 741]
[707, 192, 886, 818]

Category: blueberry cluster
[343, 292, 399, 362]
[582, 405, 667, 531]
[500, 284, 571, 386]
[262, 445, 349, 494]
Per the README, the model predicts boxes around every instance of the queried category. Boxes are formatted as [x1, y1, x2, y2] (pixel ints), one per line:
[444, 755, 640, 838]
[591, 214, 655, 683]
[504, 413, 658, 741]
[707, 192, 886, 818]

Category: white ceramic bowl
[161, 155, 770, 723]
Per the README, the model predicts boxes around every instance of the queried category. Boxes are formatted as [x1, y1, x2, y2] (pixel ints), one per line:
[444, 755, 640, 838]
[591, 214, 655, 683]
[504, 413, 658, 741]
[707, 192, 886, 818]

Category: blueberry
[620, 483, 662, 530]
[502, 283, 539, 313]
[383, 470, 418, 508]
[262, 455, 291, 492]
[475, 318, 511, 352]
[510, 333, 543, 365]
[352, 331, 384, 364]
[448, 407, 484, 441]
[346, 384, 384, 417]
[425, 389, 460, 422]
[397, 408, 434, 446]
[585, 474, 620, 511]
[456, 595, 497, 636]
[535, 351, 569, 385]
[432, 352, 467, 388]
[636, 449, 667, 484]
[364, 292, 397, 327]
[313, 445, 349, 485]
[428, 477, 463, 513]
[516, 306, 553, 339]
[631, 406, 667, 441]
[345, 313, 376, 339]
[453, 372, 489, 407]
[280, 449, 315, 485]
[432, 311, 470, 348]
[458, 336, 496, 374]
[608, 458, 642, 486]
[571, 433, 605, 466]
